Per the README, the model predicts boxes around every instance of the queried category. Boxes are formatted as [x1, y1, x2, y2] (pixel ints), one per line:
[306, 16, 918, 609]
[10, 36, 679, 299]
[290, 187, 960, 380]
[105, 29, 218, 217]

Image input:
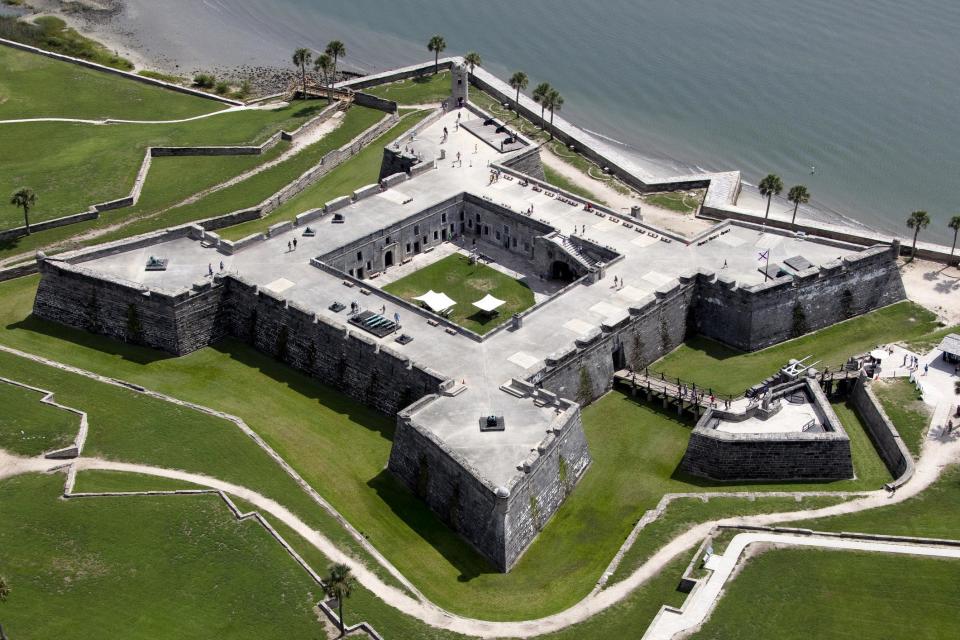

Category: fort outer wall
[531, 244, 905, 405]
[849, 374, 915, 489]
[679, 380, 854, 481]
[33, 259, 446, 416]
[389, 396, 591, 572]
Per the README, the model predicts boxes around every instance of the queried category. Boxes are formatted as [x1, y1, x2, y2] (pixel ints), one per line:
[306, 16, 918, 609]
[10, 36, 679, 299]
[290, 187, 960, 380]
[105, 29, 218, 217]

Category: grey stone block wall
[680, 428, 853, 480]
[388, 400, 590, 571]
[849, 374, 915, 487]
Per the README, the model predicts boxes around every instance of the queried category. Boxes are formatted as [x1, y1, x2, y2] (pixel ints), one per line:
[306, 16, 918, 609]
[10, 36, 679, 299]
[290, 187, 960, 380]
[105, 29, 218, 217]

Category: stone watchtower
[451, 61, 469, 108]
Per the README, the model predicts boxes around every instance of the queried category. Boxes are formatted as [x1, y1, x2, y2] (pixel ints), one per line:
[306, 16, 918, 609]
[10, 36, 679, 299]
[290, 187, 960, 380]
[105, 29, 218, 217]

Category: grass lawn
[0, 102, 332, 229]
[872, 378, 930, 458]
[0, 15, 133, 73]
[652, 301, 942, 397]
[73, 470, 199, 493]
[641, 190, 704, 214]
[364, 72, 450, 105]
[606, 494, 848, 585]
[158, 106, 385, 241]
[791, 465, 960, 539]
[691, 548, 960, 640]
[219, 108, 430, 240]
[0, 379, 77, 455]
[383, 254, 535, 335]
[0, 473, 325, 639]
[0, 347, 384, 578]
[0, 43, 220, 120]
[0, 275, 916, 620]
[543, 165, 607, 204]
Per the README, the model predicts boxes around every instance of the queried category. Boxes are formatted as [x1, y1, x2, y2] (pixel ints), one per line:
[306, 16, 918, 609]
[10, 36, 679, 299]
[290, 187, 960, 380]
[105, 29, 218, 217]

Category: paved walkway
[642, 531, 960, 640]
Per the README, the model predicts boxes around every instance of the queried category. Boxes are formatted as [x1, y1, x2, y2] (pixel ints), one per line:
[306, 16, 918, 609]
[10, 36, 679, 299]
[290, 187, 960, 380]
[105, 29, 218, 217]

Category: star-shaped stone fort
[31, 63, 905, 570]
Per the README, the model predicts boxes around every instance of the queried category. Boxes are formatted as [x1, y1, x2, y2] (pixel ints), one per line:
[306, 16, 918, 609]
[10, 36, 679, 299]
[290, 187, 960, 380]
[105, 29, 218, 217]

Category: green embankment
[364, 71, 451, 105]
[0, 42, 217, 120]
[0, 380, 77, 455]
[218, 108, 429, 240]
[0, 102, 331, 230]
[872, 377, 931, 458]
[0, 473, 324, 640]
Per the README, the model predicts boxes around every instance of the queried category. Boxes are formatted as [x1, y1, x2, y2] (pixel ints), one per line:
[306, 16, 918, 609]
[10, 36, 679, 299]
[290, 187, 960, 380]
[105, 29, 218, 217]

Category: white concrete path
[643, 531, 960, 640]
[0, 101, 286, 126]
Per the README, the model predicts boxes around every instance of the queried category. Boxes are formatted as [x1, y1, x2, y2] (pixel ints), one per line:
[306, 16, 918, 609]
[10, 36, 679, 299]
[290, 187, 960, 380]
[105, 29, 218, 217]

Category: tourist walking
[293, 237, 298, 250]
[287, 241, 292, 252]
[207, 263, 213, 276]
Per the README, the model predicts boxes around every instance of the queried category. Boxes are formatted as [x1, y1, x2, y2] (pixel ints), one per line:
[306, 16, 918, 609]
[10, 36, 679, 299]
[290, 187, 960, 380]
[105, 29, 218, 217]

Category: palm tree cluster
[904, 211, 960, 261]
[291, 41, 347, 101]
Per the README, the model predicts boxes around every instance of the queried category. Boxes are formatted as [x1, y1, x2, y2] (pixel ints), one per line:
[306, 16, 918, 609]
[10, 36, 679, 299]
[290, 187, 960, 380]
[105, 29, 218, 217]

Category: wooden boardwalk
[613, 369, 734, 418]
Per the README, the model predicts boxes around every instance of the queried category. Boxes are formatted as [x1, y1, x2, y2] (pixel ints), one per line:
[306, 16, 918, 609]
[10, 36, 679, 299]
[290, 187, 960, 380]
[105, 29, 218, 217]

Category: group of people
[488, 169, 501, 185]
[206, 261, 225, 276]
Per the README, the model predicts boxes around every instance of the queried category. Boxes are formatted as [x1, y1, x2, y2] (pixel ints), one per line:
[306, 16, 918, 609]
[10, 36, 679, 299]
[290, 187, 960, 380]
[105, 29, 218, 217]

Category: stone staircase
[552, 233, 598, 271]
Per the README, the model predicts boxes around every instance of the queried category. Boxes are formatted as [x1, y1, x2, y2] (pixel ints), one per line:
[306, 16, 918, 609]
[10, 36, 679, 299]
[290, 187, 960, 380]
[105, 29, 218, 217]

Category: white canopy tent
[472, 294, 506, 314]
[413, 290, 456, 313]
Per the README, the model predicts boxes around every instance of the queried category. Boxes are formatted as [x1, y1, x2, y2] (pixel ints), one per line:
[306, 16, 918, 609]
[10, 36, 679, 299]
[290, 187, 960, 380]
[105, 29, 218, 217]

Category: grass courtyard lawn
[0, 275, 912, 620]
[383, 254, 535, 335]
[543, 165, 607, 204]
[0, 43, 221, 120]
[219, 108, 430, 240]
[652, 301, 942, 397]
[0, 473, 325, 640]
[690, 548, 960, 640]
[641, 190, 704, 214]
[872, 378, 930, 458]
[0, 380, 77, 456]
[0, 102, 332, 229]
[364, 71, 450, 104]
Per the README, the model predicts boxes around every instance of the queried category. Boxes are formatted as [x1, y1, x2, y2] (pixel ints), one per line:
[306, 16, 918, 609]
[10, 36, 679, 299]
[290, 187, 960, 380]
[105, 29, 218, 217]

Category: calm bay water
[119, 0, 960, 236]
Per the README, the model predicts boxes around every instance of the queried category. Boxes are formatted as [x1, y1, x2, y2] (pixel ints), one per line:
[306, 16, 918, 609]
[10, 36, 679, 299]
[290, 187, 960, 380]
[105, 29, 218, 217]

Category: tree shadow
[366, 468, 496, 582]
[8, 314, 172, 365]
[289, 101, 330, 119]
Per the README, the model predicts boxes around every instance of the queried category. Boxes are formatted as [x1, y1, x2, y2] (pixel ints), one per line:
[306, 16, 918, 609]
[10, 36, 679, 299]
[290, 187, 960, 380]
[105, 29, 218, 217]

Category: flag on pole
[758, 249, 770, 262]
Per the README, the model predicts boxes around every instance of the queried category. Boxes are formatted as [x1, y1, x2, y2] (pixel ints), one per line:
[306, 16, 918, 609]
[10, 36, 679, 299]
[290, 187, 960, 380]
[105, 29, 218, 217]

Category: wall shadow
[8, 314, 173, 365]
[210, 338, 394, 440]
[366, 468, 496, 582]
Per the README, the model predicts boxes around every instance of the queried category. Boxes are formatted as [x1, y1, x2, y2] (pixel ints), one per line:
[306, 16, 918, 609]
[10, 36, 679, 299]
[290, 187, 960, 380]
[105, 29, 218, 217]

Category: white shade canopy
[472, 294, 506, 313]
[413, 290, 456, 313]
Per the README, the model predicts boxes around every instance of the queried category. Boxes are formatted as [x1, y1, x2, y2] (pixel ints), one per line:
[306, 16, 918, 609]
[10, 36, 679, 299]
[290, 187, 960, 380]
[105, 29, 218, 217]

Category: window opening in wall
[433, 230, 439, 240]
[356, 251, 362, 261]
[406, 242, 412, 252]
[441, 213, 447, 223]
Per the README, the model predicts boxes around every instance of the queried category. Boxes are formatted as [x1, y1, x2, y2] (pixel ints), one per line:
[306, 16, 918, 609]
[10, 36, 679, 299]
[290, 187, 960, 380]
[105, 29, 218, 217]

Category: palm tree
[314, 53, 334, 100]
[10, 187, 36, 234]
[508, 71, 528, 111]
[324, 40, 346, 87]
[532, 82, 552, 125]
[427, 35, 446, 74]
[758, 174, 783, 222]
[325, 563, 356, 636]
[545, 89, 564, 137]
[787, 185, 810, 227]
[948, 215, 960, 259]
[292, 47, 312, 99]
[464, 51, 482, 74]
[906, 210, 930, 261]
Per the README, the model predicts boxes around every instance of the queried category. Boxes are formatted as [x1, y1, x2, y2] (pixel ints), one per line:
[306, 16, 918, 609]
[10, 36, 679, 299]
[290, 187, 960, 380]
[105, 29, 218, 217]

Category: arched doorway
[551, 260, 575, 282]
[384, 250, 394, 268]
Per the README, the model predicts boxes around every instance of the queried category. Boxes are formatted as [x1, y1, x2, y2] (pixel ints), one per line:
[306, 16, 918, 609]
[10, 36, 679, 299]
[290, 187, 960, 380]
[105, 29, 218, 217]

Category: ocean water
[117, 0, 960, 236]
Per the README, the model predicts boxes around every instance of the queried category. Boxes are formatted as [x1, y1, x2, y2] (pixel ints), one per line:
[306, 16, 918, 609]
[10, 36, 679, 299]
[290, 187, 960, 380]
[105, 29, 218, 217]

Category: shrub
[192, 73, 216, 89]
[214, 81, 231, 95]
